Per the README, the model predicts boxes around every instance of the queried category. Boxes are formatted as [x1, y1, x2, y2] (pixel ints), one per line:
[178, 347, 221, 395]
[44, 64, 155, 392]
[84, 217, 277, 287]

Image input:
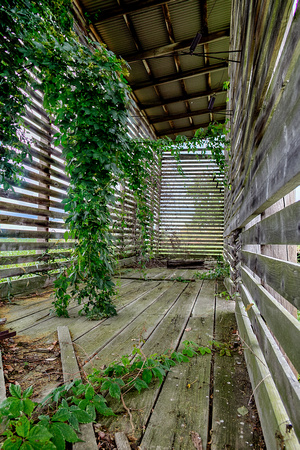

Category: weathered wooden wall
[159, 152, 224, 259]
[225, 1, 300, 447]
[0, 91, 159, 300]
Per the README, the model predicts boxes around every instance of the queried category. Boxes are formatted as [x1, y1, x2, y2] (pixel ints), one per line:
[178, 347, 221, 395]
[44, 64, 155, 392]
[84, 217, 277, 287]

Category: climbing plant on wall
[0, 0, 230, 319]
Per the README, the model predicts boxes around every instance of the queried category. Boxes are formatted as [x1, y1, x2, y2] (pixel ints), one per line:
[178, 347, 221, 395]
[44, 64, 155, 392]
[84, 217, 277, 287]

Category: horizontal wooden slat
[0, 230, 68, 239]
[241, 201, 300, 245]
[0, 251, 72, 266]
[0, 215, 66, 229]
[0, 273, 58, 299]
[0, 260, 71, 279]
[0, 242, 75, 252]
[20, 169, 69, 191]
[235, 297, 299, 448]
[8, 180, 67, 201]
[241, 266, 300, 372]
[225, 36, 300, 235]
[240, 283, 300, 440]
[0, 189, 63, 209]
[241, 251, 300, 309]
[0, 201, 67, 219]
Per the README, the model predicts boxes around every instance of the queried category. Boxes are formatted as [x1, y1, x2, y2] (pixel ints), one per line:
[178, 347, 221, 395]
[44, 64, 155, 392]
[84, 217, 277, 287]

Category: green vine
[0, 341, 214, 448]
[0, 0, 230, 319]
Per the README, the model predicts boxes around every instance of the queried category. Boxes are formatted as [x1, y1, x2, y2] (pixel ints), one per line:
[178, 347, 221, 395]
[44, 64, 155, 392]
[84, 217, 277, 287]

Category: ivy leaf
[4, 397, 22, 417]
[27, 424, 52, 449]
[2, 436, 22, 450]
[51, 422, 81, 443]
[109, 383, 121, 399]
[152, 367, 165, 384]
[49, 424, 65, 450]
[94, 400, 115, 416]
[52, 408, 71, 422]
[142, 369, 152, 385]
[22, 399, 36, 416]
[20, 443, 34, 450]
[68, 414, 80, 432]
[85, 384, 94, 401]
[69, 407, 93, 423]
[134, 378, 149, 393]
[86, 404, 96, 422]
[23, 386, 33, 399]
[16, 415, 30, 438]
[9, 384, 22, 399]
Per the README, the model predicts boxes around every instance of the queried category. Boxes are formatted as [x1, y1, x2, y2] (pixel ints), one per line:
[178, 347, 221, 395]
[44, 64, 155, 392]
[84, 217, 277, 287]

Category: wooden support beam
[156, 120, 225, 136]
[131, 62, 227, 90]
[124, 29, 230, 62]
[92, 0, 174, 24]
[116, 0, 175, 132]
[161, 3, 194, 127]
[139, 87, 223, 110]
[149, 104, 226, 124]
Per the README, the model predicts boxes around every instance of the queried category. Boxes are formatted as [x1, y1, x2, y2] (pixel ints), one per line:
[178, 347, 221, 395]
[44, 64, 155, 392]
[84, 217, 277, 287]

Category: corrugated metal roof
[168, 0, 202, 42]
[207, 0, 231, 33]
[96, 18, 137, 55]
[77, 0, 231, 138]
[130, 8, 170, 51]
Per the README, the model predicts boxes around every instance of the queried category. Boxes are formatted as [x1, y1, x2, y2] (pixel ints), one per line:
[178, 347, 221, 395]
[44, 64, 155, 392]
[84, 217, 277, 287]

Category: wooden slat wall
[0, 82, 74, 299]
[225, 1, 300, 447]
[112, 103, 160, 260]
[159, 152, 224, 259]
[0, 90, 160, 299]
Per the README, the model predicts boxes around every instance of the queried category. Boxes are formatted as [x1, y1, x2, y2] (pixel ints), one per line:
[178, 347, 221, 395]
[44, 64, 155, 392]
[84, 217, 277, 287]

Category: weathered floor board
[2, 270, 263, 449]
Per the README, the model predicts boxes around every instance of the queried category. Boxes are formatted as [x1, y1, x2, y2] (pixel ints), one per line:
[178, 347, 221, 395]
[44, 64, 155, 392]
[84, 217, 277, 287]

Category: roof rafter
[161, 3, 195, 128]
[92, 0, 174, 24]
[116, 0, 176, 133]
[131, 62, 228, 90]
[124, 29, 229, 62]
[139, 87, 224, 110]
[149, 105, 226, 124]
[156, 120, 225, 136]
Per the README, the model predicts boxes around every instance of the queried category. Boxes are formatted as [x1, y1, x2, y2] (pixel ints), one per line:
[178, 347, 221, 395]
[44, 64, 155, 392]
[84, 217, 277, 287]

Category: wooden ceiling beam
[139, 87, 224, 110]
[161, 3, 195, 127]
[124, 29, 230, 62]
[131, 62, 227, 90]
[92, 0, 173, 24]
[149, 105, 226, 124]
[156, 120, 225, 136]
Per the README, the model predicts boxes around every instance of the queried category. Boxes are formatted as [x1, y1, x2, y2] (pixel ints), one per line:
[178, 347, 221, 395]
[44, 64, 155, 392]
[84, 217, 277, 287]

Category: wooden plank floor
[2, 269, 263, 449]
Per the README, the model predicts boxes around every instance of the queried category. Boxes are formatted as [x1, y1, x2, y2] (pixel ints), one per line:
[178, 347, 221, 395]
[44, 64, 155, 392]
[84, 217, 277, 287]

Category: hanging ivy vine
[0, 0, 230, 320]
